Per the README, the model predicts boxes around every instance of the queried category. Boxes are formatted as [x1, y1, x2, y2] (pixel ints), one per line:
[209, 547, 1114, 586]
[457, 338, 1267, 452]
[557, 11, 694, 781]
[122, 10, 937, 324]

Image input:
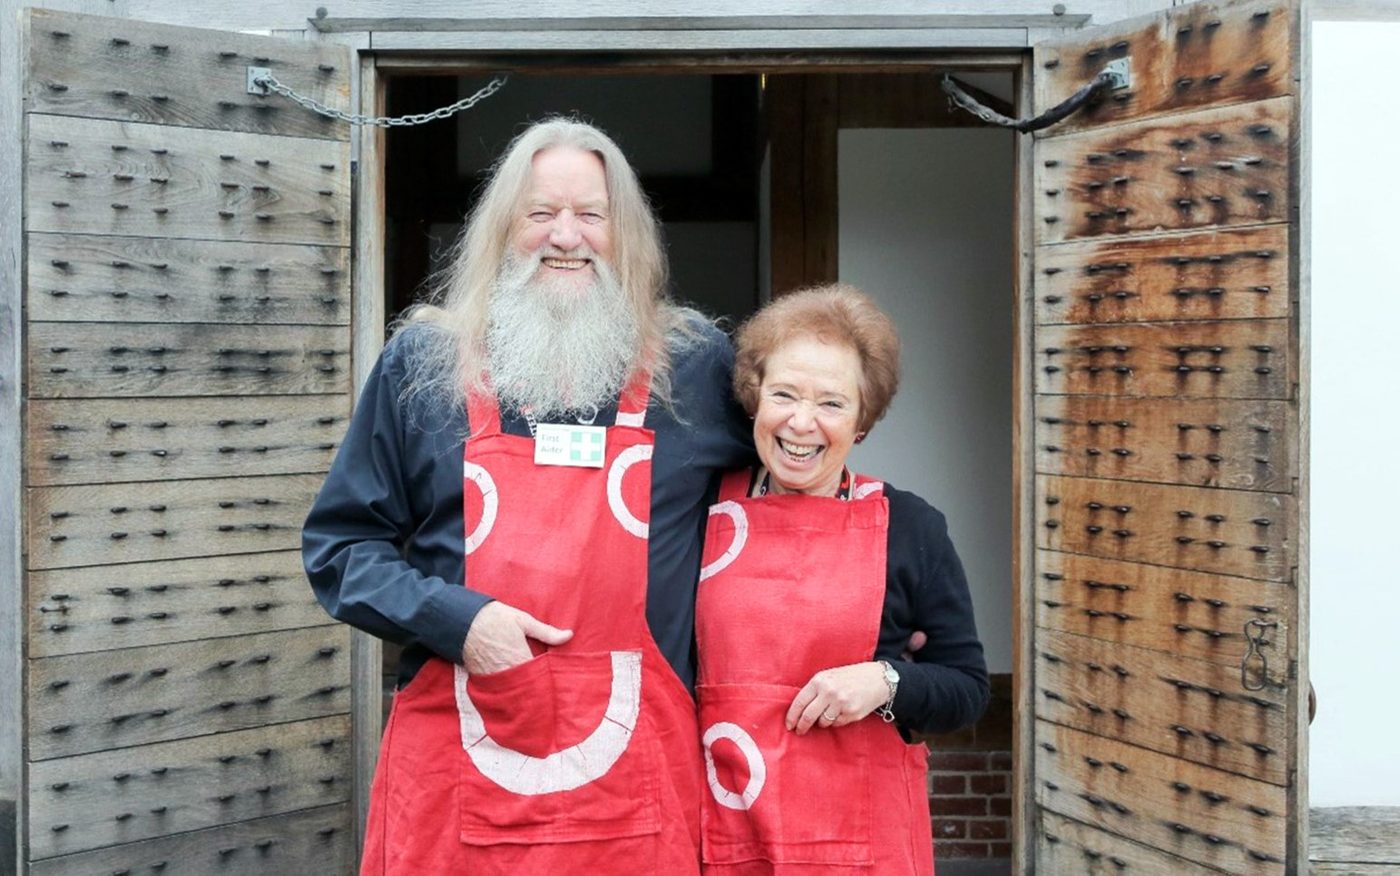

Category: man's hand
[902, 631, 928, 661]
[785, 662, 889, 735]
[462, 601, 573, 675]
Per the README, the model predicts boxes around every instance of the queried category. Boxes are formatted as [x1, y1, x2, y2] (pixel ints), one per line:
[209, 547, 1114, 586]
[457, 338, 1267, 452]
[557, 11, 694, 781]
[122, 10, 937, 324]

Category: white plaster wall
[838, 128, 1015, 673]
[1307, 19, 1400, 808]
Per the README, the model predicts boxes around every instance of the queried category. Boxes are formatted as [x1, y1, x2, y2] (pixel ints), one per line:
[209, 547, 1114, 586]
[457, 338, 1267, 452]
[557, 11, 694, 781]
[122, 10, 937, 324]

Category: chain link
[251, 70, 508, 128]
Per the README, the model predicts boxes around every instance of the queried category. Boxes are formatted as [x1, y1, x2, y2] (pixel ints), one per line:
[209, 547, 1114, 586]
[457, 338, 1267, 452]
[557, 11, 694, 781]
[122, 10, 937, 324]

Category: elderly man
[303, 119, 751, 874]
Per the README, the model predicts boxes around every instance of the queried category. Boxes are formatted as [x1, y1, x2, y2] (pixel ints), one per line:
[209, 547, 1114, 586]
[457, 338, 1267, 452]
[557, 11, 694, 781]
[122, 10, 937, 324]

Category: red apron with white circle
[695, 471, 934, 875]
[359, 375, 704, 875]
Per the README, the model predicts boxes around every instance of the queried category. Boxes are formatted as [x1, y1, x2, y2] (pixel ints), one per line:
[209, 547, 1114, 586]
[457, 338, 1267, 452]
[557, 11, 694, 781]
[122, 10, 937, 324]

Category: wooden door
[1025, 0, 1303, 872]
[20, 9, 356, 873]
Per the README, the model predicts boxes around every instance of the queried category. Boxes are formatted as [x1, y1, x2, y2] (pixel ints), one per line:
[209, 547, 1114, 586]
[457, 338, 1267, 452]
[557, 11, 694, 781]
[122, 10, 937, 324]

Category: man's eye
[580, 212, 606, 224]
[528, 210, 553, 221]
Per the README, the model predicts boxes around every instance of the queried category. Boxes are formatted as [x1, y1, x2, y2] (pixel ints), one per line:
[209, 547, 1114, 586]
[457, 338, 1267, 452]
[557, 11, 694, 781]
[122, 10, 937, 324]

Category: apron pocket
[698, 683, 874, 867]
[454, 649, 662, 845]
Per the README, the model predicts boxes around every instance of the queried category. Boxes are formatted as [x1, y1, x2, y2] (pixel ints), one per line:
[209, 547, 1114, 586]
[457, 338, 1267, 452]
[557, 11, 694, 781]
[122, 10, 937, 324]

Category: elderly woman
[695, 284, 989, 874]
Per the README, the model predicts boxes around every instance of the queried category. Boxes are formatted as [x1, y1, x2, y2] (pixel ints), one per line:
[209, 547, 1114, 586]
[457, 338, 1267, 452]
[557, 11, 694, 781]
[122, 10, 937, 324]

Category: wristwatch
[875, 660, 900, 723]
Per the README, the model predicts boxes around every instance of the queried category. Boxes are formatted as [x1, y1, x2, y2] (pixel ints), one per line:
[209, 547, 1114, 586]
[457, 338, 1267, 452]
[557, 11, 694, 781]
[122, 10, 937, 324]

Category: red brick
[930, 752, 988, 771]
[936, 841, 989, 859]
[931, 774, 966, 795]
[932, 818, 967, 839]
[969, 819, 1008, 840]
[970, 773, 1007, 795]
[989, 751, 1013, 771]
[989, 842, 1012, 858]
[989, 795, 1012, 817]
[931, 795, 987, 816]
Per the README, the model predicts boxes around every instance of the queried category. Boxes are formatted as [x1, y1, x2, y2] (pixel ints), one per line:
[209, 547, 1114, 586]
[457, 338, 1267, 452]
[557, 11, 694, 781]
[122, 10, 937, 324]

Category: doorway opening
[379, 62, 1019, 868]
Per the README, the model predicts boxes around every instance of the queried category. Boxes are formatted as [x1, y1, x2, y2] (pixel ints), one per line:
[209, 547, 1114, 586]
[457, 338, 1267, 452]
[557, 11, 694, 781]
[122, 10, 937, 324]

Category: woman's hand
[785, 661, 890, 735]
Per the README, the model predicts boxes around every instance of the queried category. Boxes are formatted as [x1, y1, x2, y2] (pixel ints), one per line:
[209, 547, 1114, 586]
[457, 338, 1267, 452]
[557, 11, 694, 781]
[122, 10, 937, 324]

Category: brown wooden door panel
[1035, 225, 1289, 326]
[27, 322, 350, 398]
[27, 715, 351, 860]
[30, 803, 355, 876]
[1035, 550, 1292, 671]
[26, 114, 350, 246]
[1035, 96, 1289, 246]
[1035, 319, 1291, 399]
[1036, 396, 1295, 491]
[23, 8, 348, 140]
[1036, 629, 1288, 785]
[27, 396, 349, 486]
[1034, 0, 1292, 136]
[27, 233, 349, 325]
[1037, 475, 1294, 581]
[1035, 721, 1286, 873]
[28, 626, 350, 760]
[1040, 811, 1232, 875]
[27, 473, 321, 569]
[27, 551, 323, 658]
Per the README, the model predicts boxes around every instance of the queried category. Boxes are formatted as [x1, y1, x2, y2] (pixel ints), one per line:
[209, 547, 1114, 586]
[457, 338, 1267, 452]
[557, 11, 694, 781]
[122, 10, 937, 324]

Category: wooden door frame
[349, 46, 1035, 860]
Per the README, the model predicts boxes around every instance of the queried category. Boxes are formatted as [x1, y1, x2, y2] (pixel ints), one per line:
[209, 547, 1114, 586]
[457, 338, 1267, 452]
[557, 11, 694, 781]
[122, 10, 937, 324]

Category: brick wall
[924, 674, 1013, 862]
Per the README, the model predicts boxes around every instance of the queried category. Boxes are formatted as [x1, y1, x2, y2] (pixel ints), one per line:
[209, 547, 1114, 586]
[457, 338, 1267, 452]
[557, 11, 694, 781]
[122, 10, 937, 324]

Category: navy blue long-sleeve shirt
[303, 321, 754, 688]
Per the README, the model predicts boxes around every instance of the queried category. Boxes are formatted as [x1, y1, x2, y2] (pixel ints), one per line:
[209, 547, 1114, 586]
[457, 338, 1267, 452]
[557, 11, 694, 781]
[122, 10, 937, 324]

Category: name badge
[534, 422, 607, 468]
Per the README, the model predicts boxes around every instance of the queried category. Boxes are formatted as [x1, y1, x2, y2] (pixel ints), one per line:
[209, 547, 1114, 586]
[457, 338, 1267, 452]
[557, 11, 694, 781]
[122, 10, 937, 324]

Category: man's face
[511, 146, 613, 290]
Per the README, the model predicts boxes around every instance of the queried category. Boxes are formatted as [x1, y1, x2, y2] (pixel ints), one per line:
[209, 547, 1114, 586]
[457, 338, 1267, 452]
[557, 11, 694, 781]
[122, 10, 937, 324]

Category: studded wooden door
[20, 9, 356, 874]
[1026, 0, 1303, 873]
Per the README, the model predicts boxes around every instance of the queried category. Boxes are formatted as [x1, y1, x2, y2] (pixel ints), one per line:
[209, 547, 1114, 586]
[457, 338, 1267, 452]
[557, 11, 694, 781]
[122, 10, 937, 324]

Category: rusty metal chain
[248, 68, 508, 128]
[941, 58, 1129, 134]
[1240, 618, 1279, 691]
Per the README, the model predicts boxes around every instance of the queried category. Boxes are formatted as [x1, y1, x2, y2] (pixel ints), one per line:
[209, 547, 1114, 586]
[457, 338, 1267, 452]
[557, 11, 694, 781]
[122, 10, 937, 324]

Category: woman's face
[753, 336, 863, 496]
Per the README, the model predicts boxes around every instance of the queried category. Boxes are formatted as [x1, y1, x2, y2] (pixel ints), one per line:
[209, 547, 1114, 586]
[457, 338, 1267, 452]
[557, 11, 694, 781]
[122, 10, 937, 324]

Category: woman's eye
[822, 401, 845, 410]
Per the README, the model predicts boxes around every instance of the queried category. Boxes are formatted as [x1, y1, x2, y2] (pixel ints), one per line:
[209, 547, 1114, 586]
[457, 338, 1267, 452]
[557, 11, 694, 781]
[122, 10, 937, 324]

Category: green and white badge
[533, 422, 607, 468]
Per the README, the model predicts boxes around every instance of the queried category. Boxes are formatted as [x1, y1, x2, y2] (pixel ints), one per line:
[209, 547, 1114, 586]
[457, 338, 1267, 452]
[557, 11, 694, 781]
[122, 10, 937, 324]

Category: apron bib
[360, 375, 703, 875]
[694, 471, 935, 875]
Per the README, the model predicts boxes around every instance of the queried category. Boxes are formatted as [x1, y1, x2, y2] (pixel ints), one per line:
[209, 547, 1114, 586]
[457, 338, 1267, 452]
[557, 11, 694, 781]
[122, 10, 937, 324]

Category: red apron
[360, 375, 703, 875]
[694, 471, 934, 875]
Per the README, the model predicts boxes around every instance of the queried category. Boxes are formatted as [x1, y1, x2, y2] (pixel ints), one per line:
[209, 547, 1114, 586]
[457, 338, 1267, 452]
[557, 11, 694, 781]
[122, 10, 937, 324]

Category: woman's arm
[876, 485, 991, 736]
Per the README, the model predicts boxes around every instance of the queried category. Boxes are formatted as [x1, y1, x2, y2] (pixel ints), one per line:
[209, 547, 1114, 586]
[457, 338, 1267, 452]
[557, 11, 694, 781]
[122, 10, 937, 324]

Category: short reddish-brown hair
[733, 283, 901, 434]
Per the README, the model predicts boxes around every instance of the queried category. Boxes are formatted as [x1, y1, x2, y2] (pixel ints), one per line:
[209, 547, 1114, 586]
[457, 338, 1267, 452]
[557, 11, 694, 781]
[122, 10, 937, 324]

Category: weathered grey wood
[25, 8, 349, 141]
[1036, 629, 1289, 784]
[117, 0, 1171, 33]
[1035, 319, 1291, 399]
[1034, 0, 1293, 135]
[27, 550, 324, 657]
[367, 28, 1033, 51]
[27, 396, 348, 485]
[1036, 720, 1287, 874]
[1035, 97, 1291, 246]
[28, 714, 350, 859]
[1291, 2, 1310, 865]
[1034, 225, 1291, 325]
[1035, 550, 1292, 671]
[1040, 810, 1232, 874]
[2, 2, 22, 869]
[1035, 396, 1296, 491]
[351, 54, 386, 862]
[27, 323, 350, 398]
[29, 625, 350, 759]
[1037, 474, 1295, 581]
[27, 233, 350, 325]
[1311, 808, 1400, 865]
[1311, 865, 1400, 875]
[27, 473, 321, 569]
[30, 802, 355, 876]
[339, 12, 1089, 31]
[26, 114, 351, 246]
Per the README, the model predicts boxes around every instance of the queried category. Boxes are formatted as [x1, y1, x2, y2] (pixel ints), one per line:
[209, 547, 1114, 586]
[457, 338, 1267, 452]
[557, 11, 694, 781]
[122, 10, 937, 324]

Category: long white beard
[485, 250, 641, 419]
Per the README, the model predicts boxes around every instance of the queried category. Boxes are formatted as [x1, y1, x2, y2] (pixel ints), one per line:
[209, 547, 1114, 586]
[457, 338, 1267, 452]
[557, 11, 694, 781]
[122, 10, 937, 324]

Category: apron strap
[614, 369, 652, 427]
[852, 474, 885, 501]
[717, 468, 752, 504]
[466, 386, 502, 438]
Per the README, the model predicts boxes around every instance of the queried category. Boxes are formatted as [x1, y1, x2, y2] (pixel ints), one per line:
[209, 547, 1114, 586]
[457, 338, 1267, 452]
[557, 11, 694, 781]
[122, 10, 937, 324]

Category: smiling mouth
[777, 437, 822, 461]
[541, 256, 590, 270]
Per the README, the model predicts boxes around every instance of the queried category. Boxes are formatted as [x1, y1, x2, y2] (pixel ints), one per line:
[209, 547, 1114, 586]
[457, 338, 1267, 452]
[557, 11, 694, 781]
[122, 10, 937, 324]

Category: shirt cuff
[418, 585, 492, 664]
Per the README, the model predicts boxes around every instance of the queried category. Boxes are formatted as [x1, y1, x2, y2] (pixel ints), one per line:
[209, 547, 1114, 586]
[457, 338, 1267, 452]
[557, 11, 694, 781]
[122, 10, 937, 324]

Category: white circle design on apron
[853, 481, 883, 500]
[462, 461, 498, 555]
[453, 651, 642, 795]
[607, 444, 653, 538]
[702, 721, 767, 810]
[698, 501, 748, 582]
